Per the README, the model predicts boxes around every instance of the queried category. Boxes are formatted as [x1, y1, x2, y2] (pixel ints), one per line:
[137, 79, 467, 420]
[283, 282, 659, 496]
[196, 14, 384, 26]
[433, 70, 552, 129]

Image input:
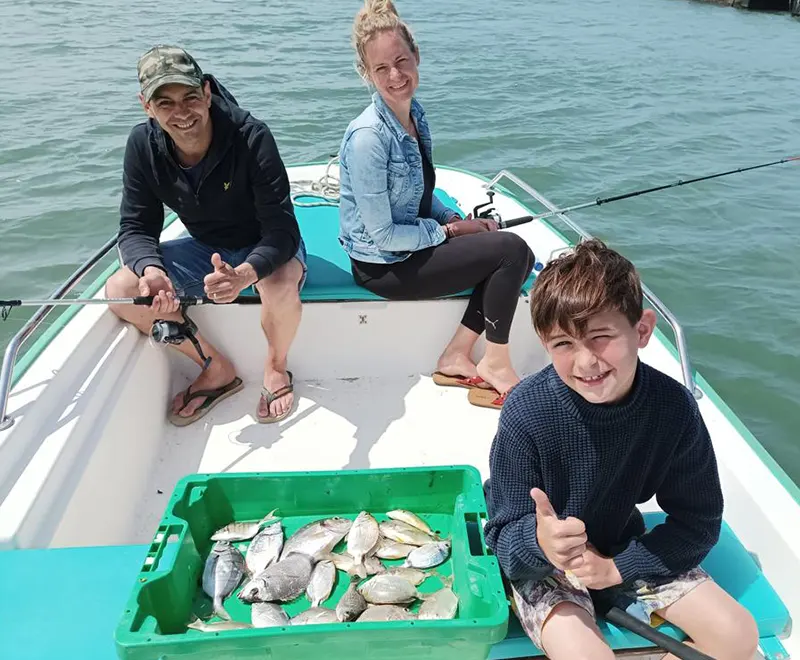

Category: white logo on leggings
[485, 318, 499, 330]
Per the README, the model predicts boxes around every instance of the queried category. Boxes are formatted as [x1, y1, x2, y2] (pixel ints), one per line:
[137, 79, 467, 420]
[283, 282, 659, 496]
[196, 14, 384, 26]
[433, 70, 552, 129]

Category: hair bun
[363, 0, 399, 17]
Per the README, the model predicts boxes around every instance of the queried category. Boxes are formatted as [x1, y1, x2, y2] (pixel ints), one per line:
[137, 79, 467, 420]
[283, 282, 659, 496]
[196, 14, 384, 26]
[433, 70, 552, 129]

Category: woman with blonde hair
[337, 0, 534, 408]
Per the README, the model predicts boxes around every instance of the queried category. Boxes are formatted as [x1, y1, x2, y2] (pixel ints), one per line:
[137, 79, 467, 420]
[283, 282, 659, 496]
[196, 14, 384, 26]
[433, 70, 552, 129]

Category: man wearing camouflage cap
[106, 45, 307, 425]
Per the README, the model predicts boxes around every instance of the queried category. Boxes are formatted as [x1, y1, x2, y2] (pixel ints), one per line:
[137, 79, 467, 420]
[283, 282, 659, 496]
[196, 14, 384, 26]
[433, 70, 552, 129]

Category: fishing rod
[495, 154, 800, 229]
[601, 605, 714, 660]
[0, 295, 255, 321]
[591, 586, 714, 660]
[0, 295, 255, 367]
[0, 296, 226, 309]
[2, 155, 797, 319]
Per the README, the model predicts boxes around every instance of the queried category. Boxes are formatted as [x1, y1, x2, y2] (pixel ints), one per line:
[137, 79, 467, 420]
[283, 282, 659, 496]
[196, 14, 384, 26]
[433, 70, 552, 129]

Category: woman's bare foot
[171, 357, 238, 418]
[436, 325, 481, 378]
[436, 350, 479, 379]
[476, 358, 520, 395]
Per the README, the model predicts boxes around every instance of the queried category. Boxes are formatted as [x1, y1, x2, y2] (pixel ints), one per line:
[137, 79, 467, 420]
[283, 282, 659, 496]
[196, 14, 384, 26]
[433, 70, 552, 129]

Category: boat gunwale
[2, 162, 798, 508]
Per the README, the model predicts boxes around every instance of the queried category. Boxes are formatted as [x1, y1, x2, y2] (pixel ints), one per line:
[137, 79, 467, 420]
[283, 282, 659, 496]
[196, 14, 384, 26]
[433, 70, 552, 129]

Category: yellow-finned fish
[386, 509, 434, 536]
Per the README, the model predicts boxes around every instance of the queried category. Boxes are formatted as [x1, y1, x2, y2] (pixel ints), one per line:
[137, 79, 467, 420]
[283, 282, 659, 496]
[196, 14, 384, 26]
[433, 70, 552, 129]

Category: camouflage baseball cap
[137, 45, 204, 102]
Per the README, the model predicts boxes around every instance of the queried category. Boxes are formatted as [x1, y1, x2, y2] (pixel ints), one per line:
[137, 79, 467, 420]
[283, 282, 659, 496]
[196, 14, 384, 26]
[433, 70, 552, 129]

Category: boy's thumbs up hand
[531, 488, 557, 520]
[530, 488, 587, 571]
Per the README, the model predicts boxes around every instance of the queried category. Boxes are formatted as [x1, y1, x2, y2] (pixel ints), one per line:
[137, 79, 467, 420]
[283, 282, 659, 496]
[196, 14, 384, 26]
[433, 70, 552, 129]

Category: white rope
[290, 155, 341, 207]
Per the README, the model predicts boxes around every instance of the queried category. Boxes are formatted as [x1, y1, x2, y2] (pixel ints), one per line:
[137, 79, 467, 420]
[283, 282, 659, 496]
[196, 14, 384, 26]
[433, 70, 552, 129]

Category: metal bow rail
[484, 169, 701, 399]
[0, 236, 119, 430]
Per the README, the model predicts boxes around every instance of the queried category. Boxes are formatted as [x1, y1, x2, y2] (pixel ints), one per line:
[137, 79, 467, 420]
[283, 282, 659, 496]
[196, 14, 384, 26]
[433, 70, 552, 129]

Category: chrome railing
[485, 170, 701, 399]
[0, 235, 119, 430]
[0, 169, 702, 431]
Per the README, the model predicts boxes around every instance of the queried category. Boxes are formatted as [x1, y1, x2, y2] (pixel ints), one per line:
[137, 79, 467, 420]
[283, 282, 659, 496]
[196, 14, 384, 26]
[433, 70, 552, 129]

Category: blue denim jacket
[338, 92, 459, 264]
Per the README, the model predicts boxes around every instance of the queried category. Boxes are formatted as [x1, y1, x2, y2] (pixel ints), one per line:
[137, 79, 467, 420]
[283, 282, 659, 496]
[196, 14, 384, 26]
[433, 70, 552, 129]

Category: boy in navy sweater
[484, 239, 757, 659]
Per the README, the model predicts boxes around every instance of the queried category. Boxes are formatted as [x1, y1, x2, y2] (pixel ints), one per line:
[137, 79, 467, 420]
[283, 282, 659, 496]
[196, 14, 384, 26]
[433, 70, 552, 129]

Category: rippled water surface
[1, 0, 798, 479]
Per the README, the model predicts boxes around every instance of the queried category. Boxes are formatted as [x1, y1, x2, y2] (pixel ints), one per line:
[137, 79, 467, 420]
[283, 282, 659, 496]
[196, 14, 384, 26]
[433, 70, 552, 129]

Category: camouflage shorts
[510, 566, 710, 650]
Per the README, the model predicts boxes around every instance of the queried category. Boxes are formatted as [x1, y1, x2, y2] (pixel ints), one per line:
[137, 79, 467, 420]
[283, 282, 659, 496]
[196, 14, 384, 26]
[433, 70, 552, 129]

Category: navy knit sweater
[484, 360, 723, 584]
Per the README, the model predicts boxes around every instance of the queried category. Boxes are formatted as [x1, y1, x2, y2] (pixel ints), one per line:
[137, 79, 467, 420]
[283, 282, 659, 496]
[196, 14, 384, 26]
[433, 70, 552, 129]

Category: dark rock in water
[692, 0, 797, 11]
[733, 0, 792, 9]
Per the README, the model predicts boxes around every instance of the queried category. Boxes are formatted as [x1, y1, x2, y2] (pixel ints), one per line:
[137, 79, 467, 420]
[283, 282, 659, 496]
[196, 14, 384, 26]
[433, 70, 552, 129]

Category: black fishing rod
[0, 295, 257, 321]
[2, 155, 797, 318]
[0, 295, 234, 309]
[588, 586, 715, 660]
[497, 154, 800, 229]
[600, 604, 714, 660]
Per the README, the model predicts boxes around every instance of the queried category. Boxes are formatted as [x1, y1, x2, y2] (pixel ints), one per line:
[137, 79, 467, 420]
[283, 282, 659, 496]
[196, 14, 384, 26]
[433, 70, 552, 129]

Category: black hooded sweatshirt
[117, 75, 300, 281]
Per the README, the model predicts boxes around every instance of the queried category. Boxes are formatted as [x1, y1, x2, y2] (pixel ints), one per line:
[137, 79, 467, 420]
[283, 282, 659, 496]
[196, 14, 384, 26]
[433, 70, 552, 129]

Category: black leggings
[350, 232, 535, 344]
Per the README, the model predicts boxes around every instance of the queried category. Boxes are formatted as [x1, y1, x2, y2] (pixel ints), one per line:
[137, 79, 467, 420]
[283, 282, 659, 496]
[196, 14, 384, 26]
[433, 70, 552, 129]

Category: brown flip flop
[257, 371, 296, 424]
[432, 371, 493, 390]
[467, 387, 509, 410]
[168, 377, 244, 427]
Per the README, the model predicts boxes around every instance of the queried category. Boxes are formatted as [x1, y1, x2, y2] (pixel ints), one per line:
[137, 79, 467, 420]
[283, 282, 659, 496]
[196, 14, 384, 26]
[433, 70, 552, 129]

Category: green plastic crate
[115, 465, 509, 660]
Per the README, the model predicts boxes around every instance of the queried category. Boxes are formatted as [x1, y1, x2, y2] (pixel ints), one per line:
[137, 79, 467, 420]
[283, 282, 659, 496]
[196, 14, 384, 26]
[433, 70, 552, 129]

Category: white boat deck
[1, 164, 799, 658]
[134, 373, 506, 543]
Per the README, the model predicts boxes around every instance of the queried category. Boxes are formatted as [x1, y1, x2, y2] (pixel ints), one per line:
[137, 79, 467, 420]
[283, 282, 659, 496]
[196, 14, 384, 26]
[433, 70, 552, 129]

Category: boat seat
[489, 511, 791, 658]
[241, 189, 537, 303]
[0, 513, 789, 658]
[0, 543, 152, 659]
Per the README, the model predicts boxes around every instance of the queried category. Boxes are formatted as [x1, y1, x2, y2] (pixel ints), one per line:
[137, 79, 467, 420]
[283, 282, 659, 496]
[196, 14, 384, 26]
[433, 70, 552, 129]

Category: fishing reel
[472, 190, 502, 222]
[150, 310, 211, 371]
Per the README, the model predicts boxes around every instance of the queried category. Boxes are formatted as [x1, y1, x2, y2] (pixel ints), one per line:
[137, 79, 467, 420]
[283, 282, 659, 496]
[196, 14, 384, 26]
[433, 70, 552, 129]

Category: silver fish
[202, 541, 245, 620]
[403, 541, 451, 569]
[319, 551, 356, 573]
[291, 606, 339, 625]
[251, 602, 290, 628]
[187, 615, 253, 632]
[379, 520, 437, 546]
[321, 552, 385, 576]
[211, 509, 280, 542]
[364, 555, 386, 576]
[357, 574, 418, 605]
[374, 538, 416, 560]
[346, 511, 380, 578]
[238, 552, 315, 603]
[386, 509, 434, 536]
[418, 586, 459, 620]
[245, 520, 284, 576]
[336, 576, 368, 622]
[280, 517, 353, 560]
[306, 559, 336, 608]
[385, 566, 428, 586]
[357, 604, 417, 622]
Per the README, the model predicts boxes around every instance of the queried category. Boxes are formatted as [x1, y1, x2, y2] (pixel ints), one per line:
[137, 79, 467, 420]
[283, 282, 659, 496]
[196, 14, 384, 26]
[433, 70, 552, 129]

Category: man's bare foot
[476, 359, 520, 395]
[258, 368, 295, 419]
[171, 358, 237, 418]
[436, 350, 478, 379]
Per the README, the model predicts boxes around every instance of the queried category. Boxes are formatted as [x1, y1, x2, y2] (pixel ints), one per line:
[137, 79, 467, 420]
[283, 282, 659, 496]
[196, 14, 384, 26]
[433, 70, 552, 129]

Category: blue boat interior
[0, 512, 789, 659]
[239, 189, 537, 302]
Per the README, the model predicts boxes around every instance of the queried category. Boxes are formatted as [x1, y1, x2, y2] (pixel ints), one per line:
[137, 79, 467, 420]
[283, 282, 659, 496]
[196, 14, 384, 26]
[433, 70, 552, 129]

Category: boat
[0, 162, 797, 659]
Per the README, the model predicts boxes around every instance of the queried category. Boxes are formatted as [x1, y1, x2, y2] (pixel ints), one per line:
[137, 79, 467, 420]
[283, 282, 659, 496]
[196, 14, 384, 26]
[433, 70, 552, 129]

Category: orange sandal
[432, 372, 493, 390]
[467, 387, 509, 410]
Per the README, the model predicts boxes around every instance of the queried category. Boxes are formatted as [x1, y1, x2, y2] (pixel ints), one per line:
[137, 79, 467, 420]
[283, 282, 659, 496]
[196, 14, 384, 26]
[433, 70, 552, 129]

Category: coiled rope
[290, 155, 341, 207]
